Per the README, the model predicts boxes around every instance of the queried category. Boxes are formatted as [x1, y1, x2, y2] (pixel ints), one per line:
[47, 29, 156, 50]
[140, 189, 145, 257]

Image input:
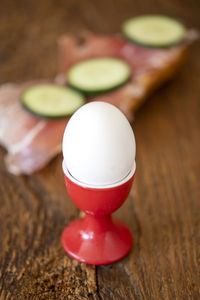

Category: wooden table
[0, 1, 199, 299]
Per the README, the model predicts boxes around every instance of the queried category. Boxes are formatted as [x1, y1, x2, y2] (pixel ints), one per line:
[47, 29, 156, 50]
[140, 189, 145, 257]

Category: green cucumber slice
[67, 57, 131, 94]
[122, 15, 186, 48]
[22, 84, 85, 118]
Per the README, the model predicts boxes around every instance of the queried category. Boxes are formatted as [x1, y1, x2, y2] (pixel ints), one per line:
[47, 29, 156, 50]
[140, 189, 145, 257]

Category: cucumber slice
[67, 57, 131, 94]
[122, 15, 186, 48]
[22, 84, 85, 118]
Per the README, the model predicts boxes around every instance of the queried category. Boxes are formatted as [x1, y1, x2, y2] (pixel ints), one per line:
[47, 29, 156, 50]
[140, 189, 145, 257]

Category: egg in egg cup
[61, 102, 136, 265]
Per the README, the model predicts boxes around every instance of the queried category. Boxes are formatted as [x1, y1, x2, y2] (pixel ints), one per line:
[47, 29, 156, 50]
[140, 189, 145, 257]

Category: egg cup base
[61, 214, 133, 265]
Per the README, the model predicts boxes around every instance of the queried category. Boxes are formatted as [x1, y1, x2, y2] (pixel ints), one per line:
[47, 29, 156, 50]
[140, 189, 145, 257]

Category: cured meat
[0, 82, 68, 175]
[57, 31, 197, 120]
[0, 31, 197, 175]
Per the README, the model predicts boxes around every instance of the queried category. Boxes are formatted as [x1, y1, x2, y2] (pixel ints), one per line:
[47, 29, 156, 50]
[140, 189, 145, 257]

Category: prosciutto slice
[0, 31, 197, 175]
[0, 82, 68, 175]
[57, 31, 196, 120]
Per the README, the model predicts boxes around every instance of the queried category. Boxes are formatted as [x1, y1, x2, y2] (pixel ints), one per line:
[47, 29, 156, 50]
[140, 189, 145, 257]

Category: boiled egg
[62, 102, 136, 186]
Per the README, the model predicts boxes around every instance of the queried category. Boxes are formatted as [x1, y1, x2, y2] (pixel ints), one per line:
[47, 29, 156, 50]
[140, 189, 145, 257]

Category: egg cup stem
[61, 213, 132, 265]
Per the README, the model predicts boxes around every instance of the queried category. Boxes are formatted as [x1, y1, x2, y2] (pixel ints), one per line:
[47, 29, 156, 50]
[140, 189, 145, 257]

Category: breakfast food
[67, 57, 131, 95]
[0, 15, 197, 175]
[62, 102, 136, 186]
[22, 84, 85, 118]
[122, 15, 186, 47]
[0, 82, 68, 175]
[57, 23, 196, 120]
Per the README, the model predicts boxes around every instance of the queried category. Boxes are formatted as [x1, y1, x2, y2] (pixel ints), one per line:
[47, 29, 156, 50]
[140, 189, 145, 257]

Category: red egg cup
[61, 161, 136, 265]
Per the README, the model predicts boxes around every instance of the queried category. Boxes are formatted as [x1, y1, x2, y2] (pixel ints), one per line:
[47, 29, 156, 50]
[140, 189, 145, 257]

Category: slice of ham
[0, 31, 197, 175]
[57, 30, 197, 120]
[0, 82, 68, 175]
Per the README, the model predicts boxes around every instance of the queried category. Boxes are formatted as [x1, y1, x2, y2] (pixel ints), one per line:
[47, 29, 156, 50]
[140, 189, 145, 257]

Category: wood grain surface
[0, 0, 199, 299]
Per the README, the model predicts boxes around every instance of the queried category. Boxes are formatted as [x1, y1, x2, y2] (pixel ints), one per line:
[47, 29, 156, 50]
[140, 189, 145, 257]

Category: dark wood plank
[0, 0, 199, 299]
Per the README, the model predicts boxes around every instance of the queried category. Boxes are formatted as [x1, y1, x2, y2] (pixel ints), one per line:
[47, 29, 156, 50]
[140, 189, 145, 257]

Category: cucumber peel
[67, 57, 131, 95]
[22, 84, 85, 118]
[122, 15, 186, 48]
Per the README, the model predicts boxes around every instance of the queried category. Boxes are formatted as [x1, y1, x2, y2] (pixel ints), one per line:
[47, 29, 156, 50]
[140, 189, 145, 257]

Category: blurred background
[0, 0, 199, 83]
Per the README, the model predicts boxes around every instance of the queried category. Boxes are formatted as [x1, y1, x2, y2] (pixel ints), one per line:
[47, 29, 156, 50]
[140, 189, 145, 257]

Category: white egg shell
[62, 102, 136, 186]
